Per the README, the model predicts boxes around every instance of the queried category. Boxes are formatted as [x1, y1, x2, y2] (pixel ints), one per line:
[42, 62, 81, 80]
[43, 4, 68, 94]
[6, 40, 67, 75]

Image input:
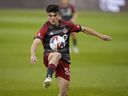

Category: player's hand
[100, 35, 112, 41]
[30, 56, 37, 64]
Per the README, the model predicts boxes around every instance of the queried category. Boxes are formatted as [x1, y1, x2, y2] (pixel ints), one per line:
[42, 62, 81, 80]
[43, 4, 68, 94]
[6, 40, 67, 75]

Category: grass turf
[0, 9, 128, 96]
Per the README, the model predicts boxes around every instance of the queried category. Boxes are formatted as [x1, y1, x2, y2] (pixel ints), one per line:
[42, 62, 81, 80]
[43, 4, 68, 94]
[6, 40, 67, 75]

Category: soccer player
[30, 4, 112, 96]
[59, 0, 79, 53]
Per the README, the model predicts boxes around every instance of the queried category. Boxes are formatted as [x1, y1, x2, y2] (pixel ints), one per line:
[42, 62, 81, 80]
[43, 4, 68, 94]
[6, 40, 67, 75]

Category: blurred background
[0, 0, 128, 11]
[0, 0, 128, 96]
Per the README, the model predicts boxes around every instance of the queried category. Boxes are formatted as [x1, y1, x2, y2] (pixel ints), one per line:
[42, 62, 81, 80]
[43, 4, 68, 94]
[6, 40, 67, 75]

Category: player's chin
[50, 21, 55, 24]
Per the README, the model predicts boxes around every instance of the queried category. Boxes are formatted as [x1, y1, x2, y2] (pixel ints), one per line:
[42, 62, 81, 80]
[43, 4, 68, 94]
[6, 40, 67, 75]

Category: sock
[46, 64, 56, 78]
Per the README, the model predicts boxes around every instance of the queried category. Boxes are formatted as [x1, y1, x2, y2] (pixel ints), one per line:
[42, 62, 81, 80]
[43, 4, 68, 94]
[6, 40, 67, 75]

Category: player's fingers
[34, 58, 37, 62]
[31, 59, 35, 64]
[106, 36, 112, 41]
[102, 35, 112, 41]
[31, 57, 37, 64]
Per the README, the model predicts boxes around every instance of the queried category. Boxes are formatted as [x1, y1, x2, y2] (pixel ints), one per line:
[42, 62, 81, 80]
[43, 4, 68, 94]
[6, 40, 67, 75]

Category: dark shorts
[43, 53, 70, 81]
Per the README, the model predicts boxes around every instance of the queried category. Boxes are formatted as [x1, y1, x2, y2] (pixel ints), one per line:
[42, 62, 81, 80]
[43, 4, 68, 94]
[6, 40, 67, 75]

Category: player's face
[47, 12, 60, 26]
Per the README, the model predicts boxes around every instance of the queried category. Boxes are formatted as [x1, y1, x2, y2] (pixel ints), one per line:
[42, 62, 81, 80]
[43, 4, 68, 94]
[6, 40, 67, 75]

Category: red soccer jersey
[35, 20, 81, 64]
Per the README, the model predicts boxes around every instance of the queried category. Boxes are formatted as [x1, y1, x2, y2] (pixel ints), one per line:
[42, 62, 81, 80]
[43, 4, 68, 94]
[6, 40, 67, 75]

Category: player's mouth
[51, 20, 58, 26]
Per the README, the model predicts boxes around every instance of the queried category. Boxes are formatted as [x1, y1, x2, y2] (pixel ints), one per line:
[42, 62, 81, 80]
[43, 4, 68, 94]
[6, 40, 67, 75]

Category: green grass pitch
[0, 9, 128, 96]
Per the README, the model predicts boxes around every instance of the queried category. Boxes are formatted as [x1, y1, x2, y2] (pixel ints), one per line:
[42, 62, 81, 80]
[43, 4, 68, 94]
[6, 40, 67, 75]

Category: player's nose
[51, 16, 55, 19]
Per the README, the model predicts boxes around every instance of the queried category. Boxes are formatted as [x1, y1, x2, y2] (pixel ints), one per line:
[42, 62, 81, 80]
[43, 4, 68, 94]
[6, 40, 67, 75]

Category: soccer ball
[49, 35, 65, 51]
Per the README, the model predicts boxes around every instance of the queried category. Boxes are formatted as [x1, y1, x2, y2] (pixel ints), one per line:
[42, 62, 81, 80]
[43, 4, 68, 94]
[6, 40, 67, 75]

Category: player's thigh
[48, 52, 61, 61]
[57, 77, 69, 92]
[48, 52, 62, 66]
[48, 53, 54, 61]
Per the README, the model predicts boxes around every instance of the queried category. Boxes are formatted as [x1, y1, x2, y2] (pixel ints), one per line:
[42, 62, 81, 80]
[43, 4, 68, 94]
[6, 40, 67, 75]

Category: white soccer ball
[49, 35, 65, 51]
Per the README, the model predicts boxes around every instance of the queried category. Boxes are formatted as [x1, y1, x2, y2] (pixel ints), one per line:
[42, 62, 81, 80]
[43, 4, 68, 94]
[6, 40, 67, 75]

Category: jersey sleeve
[67, 21, 81, 32]
[71, 24, 81, 32]
[34, 24, 48, 40]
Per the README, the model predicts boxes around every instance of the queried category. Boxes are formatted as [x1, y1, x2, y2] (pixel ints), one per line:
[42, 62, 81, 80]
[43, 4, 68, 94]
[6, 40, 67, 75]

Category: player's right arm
[30, 23, 48, 64]
[30, 38, 41, 64]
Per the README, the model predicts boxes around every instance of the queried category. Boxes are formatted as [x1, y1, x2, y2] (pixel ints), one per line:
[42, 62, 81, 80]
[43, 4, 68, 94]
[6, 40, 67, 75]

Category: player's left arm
[81, 26, 112, 41]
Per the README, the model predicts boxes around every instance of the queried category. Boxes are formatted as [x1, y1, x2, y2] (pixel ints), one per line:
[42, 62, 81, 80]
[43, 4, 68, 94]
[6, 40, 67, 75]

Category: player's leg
[44, 52, 61, 88]
[55, 60, 70, 96]
[71, 33, 79, 53]
[48, 52, 61, 67]
[57, 77, 69, 96]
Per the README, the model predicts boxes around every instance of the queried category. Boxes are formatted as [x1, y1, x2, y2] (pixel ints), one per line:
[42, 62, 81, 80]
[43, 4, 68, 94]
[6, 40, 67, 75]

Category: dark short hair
[46, 4, 60, 13]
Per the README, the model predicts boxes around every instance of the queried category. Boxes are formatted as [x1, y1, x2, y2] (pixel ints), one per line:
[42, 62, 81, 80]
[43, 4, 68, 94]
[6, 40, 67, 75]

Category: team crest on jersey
[63, 28, 68, 33]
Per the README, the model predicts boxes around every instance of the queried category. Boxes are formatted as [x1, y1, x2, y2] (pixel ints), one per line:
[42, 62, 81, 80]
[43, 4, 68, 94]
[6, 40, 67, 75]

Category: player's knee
[48, 52, 62, 65]
[54, 52, 62, 59]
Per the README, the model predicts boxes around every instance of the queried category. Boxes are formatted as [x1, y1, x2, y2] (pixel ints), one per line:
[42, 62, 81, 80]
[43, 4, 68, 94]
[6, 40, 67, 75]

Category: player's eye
[48, 13, 57, 17]
[48, 14, 52, 17]
[53, 14, 57, 17]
